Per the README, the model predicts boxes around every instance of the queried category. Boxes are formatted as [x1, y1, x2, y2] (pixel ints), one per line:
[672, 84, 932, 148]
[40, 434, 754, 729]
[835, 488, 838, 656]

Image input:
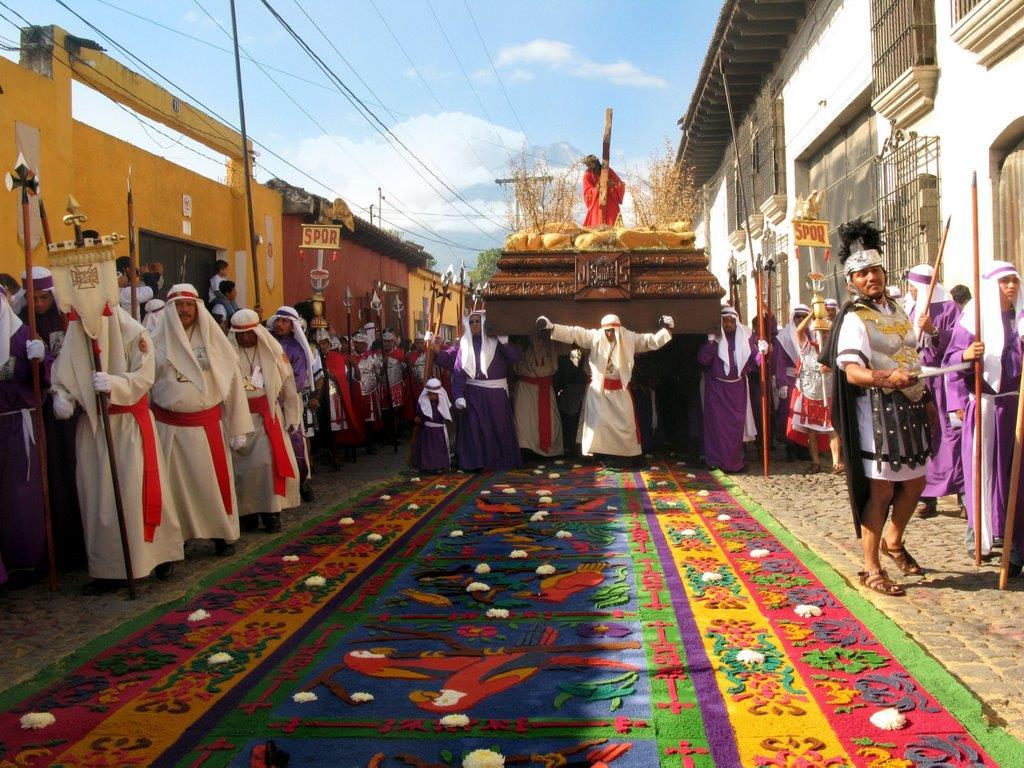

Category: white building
[681, 0, 1024, 322]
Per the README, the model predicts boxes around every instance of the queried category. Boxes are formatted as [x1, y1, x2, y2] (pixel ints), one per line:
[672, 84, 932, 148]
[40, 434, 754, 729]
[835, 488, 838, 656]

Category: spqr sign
[793, 219, 830, 249]
[300, 224, 342, 249]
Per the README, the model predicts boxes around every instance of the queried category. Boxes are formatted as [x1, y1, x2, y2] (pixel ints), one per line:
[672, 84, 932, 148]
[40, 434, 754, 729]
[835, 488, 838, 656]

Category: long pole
[719, 54, 769, 476]
[229, 0, 262, 314]
[127, 167, 139, 320]
[971, 173, 983, 566]
[922, 216, 952, 308]
[599, 108, 612, 225]
[16, 187, 57, 591]
[999, 382, 1024, 587]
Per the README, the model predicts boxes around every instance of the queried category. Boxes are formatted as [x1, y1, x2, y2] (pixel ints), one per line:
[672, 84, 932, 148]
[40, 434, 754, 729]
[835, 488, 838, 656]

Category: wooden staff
[599, 108, 612, 225]
[921, 216, 952, 308]
[971, 173, 983, 566]
[999, 379, 1024, 588]
[127, 167, 139, 320]
[7, 159, 57, 591]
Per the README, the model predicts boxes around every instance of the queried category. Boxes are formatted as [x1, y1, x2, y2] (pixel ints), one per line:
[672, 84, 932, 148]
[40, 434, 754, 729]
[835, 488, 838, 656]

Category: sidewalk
[729, 460, 1024, 740]
[0, 447, 409, 696]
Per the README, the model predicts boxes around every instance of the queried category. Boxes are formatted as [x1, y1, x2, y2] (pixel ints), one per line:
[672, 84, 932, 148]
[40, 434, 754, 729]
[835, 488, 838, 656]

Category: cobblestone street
[729, 459, 1024, 740]
[0, 447, 409, 695]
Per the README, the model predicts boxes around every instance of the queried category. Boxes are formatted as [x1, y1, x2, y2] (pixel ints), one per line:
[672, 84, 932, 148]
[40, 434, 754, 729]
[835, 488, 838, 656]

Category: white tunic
[53, 315, 184, 579]
[550, 324, 671, 457]
[232, 350, 301, 515]
[152, 333, 253, 542]
[836, 306, 926, 482]
[513, 339, 564, 457]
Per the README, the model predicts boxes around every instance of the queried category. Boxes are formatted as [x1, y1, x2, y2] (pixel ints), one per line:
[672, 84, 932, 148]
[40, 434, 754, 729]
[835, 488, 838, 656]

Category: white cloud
[496, 39, 574, 67]
[495, 38, 667, 90]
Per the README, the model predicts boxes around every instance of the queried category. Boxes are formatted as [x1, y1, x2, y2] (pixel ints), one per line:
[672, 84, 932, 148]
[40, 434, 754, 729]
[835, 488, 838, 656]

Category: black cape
[820, 298, 873, 538]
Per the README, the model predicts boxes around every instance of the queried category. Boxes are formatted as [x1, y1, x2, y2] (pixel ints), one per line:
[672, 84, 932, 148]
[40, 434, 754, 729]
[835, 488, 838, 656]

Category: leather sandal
[880, 541, 923, 575]
[858, 569, 906, 596]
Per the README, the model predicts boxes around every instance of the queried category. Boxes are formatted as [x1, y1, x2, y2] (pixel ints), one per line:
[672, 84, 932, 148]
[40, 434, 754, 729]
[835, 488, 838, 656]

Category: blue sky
[1, 0, 720, 264]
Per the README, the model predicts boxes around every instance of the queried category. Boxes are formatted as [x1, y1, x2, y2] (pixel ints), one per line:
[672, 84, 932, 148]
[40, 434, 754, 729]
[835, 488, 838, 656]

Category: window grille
[764, 230, 791, 321]
[754, 90, 786, 207]
[875, 129, 941, 284]
[870, 0, 937, 97]
[731, 121, 757, 232]
[951, 0, 982, 24]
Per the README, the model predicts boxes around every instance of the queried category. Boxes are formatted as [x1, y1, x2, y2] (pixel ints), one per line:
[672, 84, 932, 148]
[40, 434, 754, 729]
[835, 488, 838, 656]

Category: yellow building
[1, 25, 284, 309]
[407, 266, 468, 340]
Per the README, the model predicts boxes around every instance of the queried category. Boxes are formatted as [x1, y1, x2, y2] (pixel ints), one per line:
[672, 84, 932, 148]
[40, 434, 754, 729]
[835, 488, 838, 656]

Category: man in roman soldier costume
[774, 304, 810, 459]
[152, 284, 253, 558]
[406, 332, 428, 402]
[382, 330, 412, 427]
[228, 309, 300, 534]
[319, 333, 364, 462]
[20, 266, 84, 568]
[352, 331, 383, 452]
[267, 306, 316, 502]
[823, 219, 933, 597]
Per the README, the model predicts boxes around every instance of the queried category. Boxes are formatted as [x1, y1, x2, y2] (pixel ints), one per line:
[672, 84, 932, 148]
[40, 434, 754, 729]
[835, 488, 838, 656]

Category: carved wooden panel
[575, 251, 630, 300]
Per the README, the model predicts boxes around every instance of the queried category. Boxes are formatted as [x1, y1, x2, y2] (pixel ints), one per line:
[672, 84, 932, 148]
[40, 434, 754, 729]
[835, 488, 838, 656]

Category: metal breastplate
[856, 304, 926, 402]
[412, 355, 426, 382]
[797, 348, 828, 401]
[358, 357, 378, 394]
[386, 356, 404, 381]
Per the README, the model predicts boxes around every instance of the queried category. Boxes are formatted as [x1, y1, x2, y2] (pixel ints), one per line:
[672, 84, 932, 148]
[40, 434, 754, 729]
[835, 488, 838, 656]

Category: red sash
[108, 395, 162, 542]
[603, 377, 624, 391]
[153, 403, 233, 516]
[247, 395, 296, 496]
[519, 374, 553, 453]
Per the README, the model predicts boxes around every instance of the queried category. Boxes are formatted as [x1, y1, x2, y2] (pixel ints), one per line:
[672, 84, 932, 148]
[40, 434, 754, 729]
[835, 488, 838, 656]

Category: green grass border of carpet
[715, 471, 1024, 766]
[0, 475, 412, 713]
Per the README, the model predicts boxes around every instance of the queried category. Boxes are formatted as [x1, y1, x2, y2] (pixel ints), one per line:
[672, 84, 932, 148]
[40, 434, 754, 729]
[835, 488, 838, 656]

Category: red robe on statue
[583, 167, 625, 227]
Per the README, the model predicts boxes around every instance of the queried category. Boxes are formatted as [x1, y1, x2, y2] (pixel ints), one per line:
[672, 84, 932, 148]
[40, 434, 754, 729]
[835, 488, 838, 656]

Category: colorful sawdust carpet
[0, 462, 1016, 767]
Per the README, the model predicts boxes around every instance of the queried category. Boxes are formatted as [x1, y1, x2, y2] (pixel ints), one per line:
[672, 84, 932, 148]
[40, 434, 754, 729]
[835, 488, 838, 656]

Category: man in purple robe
[433, 310, 522, 471]
[698, 306, 766, 472]
[944, 261, 1024, 566]
[19, 267, 84, 568]
[0, 285, 51, 586]
[268, 306, 315, 502]
[906, 263, 963, 518]
[773, 305, 809, 458]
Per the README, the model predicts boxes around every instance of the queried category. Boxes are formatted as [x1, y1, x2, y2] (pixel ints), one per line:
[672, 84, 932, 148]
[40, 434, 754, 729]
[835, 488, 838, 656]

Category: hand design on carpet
[311, 624, 640, 712]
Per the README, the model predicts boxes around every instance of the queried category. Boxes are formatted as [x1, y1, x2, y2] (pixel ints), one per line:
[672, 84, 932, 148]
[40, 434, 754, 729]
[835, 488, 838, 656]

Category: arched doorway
[998, 135, 1024, 273]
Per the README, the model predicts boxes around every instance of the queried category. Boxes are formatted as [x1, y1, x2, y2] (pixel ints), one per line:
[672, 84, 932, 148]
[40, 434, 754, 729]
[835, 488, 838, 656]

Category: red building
[271, 179, 431, 336]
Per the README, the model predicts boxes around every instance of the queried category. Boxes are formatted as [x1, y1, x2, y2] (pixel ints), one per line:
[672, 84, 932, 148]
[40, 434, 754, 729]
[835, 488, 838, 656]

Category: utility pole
[495, 175, 552, 230]
[378, 186, 385, 227]
[229, 0, 261, 313]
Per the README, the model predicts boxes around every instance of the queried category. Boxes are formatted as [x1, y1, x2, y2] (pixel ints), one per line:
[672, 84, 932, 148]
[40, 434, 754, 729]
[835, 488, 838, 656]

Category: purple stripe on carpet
[636, 472, 741, 767]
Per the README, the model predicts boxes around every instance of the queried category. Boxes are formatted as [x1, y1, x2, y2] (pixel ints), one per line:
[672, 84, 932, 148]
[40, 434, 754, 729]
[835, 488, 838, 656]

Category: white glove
[26, 338, 45, 361]
[424, 331, 435, 342]
[757, 340, 769, 355]
[230, 434, 248, 450]
[660, 315, 674, 330]
[52, 390, 75, 420]
[454, 397, 467, 410]
[778, 386, 788, 399]
[707, 333, 716, 342]
[498, 335, 509, 344]
[536, 316, 553, 331]
[92, 371, 112, 393]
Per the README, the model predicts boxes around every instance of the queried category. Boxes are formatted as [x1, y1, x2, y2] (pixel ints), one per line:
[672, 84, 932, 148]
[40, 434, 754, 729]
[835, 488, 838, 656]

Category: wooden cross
[599, 107, 613, 224]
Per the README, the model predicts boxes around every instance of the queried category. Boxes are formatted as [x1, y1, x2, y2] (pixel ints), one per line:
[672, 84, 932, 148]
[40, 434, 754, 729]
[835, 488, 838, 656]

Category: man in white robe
[228, 309, 301, 534]
[151, 284, 253, 557]
[537, 313, 674, 460]
[514, 329, 565, 457]
[52, 303, 184, 592]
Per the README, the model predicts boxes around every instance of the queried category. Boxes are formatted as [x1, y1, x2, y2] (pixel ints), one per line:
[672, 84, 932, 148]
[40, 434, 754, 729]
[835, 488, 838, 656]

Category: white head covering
[267, 305, 315, 392]
[959, 261, 1024, 393]
[143, 298, 165, 334]
[907, 263, 951, 320]
[459, 310, 497, 379]
[418, 376, 452, 421]
[353, 331, 369, 346]
[776, 304, 809, 365]
[0, 286, 23, 362]
[153, 283, 237, 399]
[230, 308, 287, 404]
[22, 266, 56, 294]
[717, 306, 752, 376]
[825, 298, 838, 309]
[362, 322, 377, 347]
